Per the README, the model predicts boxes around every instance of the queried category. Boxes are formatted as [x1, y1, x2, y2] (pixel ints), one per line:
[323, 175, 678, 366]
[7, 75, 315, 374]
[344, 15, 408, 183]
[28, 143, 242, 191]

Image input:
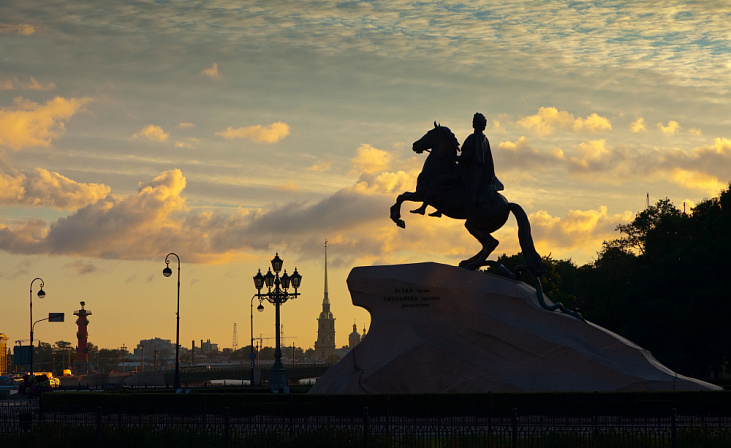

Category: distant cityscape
[1, 244, 366, 377]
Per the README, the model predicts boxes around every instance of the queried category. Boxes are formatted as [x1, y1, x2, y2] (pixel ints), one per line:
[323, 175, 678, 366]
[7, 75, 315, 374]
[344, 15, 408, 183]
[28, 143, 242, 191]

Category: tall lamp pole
[250, 295, 264, 386]
[162, 253, 181, 390]
[29, 278, 46, 376]
[253, 253, 302, 393]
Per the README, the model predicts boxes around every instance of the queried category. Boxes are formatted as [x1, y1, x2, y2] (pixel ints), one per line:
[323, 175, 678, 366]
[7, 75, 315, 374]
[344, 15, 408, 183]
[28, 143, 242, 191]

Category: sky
[1, 1, 730, 354]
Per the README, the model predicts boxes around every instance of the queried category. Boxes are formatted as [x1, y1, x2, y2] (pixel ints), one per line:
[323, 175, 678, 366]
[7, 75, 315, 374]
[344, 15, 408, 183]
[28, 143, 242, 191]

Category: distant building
[314, 242, 336, 361]
[200, 339, 219, 355]
[348, 322, 361, 348]
[134, 338, 175, 368]
[0, 333, 7, 376]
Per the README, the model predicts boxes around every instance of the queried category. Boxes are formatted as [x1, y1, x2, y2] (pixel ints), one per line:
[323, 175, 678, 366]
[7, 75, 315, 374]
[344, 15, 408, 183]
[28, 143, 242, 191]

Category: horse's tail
[508, 203, 548, 277]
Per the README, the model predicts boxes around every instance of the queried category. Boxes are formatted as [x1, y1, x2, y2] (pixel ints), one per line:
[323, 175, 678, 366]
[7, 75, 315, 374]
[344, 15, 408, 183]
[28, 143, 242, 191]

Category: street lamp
[250, 292, 264, 387]
[29, 278, 46, 376]
[253, 253, 302, 393]
[162, 253, 181, 390]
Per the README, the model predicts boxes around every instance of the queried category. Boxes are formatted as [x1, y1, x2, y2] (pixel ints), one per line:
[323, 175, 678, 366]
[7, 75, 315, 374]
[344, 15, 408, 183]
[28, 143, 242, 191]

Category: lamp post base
[269, 364, 289, 393]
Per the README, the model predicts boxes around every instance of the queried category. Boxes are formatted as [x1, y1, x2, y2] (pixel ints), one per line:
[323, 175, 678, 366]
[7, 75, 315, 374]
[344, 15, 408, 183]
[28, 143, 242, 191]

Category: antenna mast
[232, 322, 238, 351]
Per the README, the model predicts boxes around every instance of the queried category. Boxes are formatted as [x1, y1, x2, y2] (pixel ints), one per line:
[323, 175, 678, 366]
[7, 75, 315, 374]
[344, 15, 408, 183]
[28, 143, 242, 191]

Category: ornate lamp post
[250, 295, 264, 386]
[29, 278, 46, 376]
[162, 253, 181, 389]
[253, 253, 302, 393]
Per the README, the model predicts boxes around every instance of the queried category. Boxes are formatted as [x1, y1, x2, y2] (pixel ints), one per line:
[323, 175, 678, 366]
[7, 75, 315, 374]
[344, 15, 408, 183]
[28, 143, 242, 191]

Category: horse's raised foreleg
[390, 191, 422, 229]
[459, 219, 499, 270]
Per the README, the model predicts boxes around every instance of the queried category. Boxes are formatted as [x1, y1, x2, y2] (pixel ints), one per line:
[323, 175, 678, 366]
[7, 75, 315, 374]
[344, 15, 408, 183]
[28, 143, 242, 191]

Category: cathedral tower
[314, 241, 336, 361]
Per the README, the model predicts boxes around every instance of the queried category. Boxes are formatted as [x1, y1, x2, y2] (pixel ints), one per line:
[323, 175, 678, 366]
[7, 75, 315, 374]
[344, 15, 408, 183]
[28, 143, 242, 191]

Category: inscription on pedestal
[383, 288, 441, 309]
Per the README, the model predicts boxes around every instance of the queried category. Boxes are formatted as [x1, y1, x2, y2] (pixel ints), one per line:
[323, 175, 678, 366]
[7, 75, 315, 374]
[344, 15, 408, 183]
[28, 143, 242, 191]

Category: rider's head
[472, 113, 487, 132]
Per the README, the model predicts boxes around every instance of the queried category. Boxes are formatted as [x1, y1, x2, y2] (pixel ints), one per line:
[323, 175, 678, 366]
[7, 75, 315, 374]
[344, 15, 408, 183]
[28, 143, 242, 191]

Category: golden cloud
[517, 107, 611, 136]
[0, 171, 25, 202]
[688, 127, 702, 136]
[0, 23, 35, 35]
[528, 207, 635, 256]
[658, 120, 681, 134]
[277, 180, 300, 192]
[351, 144, 393, 174]
[670, 169, 725, 195]
[1, 168, 109, 209]
[175, 137, 199, 149]
[0, 96, 90, 150]
[497, 136, 566, 170]
[711, 137, 731, 155]
[0, 168, 110, 209]
[352, 169, 418, 195]
[215, 122, 290, 144]
[308, 161, 333, 172]
[201, 62, 221, 79]
[630, 117, 646, 133]
[0, 76, 55, 91]
[567, 140, 613, 170]
[133, 124, 169, 141]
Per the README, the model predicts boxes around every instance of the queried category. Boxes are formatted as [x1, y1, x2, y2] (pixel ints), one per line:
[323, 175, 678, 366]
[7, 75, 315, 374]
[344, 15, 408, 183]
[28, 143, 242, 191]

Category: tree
[33, 342, 53, 372]
[613, 198, 681, 256]
[491, 185, 731, 380]
[583, 190, 731, 379]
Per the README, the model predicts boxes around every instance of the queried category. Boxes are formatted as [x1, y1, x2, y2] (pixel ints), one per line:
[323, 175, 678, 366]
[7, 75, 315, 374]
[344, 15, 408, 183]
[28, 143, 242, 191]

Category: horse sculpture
[390, 122, 547, 275]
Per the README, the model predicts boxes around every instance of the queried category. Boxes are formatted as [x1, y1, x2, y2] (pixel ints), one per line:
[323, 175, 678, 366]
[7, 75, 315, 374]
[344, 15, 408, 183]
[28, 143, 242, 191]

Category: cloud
[65, 260, 97, 275]
[0, 23, 35, 35]
[308, 161, 333, 172]
[658, 120, 681, 134]
[630, 117, 646, 133]
[688, 127, 702, 136]
[8, 169, 189, 259]
[277, 180, 300, 192]
[133, 124, 169, 141]
[215, 122, 290, 144]
[351, 144, 392, 174]
[670, 169, 725, 195]
[175, 137, 199, 149]
[0, 168, 110, 210]
[517, 107, 611, 136]
[497, 136, 566, 171]
[201, 62, 221, 79]
[567, 140, 619, 172]
[0, 76, 56, 91]
[0, 163, 652, 270]
[528, 206, 635, 257]
[178, 122, 195, 129]
[0, 96, 91, 150]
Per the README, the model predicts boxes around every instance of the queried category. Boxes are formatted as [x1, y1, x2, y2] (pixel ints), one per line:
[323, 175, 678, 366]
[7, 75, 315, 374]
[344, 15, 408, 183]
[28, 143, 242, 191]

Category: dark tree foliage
[492, 184, 731, 379]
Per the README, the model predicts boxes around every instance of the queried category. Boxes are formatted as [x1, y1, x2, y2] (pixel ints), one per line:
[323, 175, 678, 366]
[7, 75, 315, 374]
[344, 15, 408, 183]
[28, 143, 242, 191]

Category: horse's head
[412, 122, 459, 156]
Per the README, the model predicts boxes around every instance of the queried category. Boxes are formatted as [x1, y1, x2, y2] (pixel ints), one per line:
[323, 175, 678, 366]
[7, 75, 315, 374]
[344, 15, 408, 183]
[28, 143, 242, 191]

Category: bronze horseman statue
[390, 113, 547, 276]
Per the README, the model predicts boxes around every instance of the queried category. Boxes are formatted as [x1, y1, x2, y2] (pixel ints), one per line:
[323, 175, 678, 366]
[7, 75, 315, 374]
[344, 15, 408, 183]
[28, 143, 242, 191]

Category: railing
[2, 399, 730, 447]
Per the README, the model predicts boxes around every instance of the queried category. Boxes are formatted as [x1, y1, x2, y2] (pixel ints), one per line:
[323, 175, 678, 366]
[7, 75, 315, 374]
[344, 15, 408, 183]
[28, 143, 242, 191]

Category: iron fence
[2, 399, 730, 447]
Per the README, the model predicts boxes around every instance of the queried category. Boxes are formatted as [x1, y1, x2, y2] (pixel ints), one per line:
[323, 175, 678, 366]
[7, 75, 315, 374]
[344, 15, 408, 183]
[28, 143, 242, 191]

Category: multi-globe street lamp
[253, 253, 302, 393]
[250, 295, 264, 386]
[29, 278, 46, 376]
[162, 253, 181, 390]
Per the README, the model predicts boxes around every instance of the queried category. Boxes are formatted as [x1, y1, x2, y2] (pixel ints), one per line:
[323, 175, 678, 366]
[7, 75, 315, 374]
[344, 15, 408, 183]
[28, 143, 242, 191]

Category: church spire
[315, 240, 336, 361]
[323, 240, 329, 304]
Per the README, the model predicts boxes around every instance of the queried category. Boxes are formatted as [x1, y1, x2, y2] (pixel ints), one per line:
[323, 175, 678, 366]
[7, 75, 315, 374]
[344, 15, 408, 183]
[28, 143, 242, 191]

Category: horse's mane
[435, 124, 460, 152]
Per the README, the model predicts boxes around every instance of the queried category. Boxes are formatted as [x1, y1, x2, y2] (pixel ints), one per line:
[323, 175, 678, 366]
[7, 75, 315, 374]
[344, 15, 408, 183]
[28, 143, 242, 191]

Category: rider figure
[410, 112, 495, 217]
[459, 112, 495, 207]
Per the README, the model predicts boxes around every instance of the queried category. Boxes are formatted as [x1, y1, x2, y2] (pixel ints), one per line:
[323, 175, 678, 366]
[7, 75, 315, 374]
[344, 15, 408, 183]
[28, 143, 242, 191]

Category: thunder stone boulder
[309, 262, 719, 394]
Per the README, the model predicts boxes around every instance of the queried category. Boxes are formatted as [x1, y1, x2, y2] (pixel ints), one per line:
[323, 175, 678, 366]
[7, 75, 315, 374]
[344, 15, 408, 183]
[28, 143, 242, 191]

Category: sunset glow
[1, 1, 729, 352]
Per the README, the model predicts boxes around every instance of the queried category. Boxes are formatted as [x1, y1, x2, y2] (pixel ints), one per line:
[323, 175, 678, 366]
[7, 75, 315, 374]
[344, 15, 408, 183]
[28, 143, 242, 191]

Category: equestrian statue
[390, 113, 547, 276]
